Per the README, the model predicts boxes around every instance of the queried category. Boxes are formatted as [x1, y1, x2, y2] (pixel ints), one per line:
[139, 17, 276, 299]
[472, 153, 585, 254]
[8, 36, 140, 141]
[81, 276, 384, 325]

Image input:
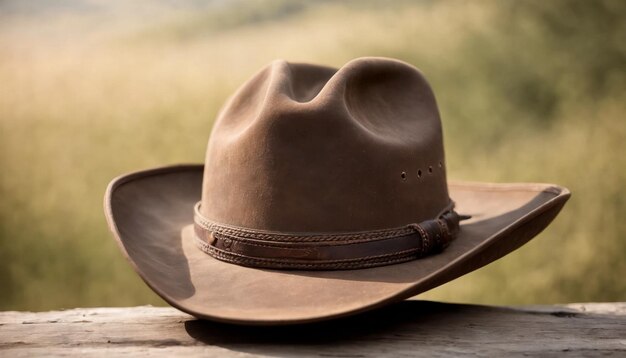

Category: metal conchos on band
[192, 202, 462, 270]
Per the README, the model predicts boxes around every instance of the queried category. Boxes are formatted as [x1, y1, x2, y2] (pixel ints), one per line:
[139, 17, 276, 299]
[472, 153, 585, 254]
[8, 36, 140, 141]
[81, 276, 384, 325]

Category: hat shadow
[183, 300, 469, 354]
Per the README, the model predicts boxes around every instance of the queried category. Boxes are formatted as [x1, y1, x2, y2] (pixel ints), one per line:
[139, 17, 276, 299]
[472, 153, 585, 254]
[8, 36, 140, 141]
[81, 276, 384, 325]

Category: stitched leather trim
[193, 202, 461, 270]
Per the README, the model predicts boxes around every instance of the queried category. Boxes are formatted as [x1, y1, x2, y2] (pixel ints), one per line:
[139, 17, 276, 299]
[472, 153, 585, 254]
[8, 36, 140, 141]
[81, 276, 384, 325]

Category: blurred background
[0, 0, 624, 311]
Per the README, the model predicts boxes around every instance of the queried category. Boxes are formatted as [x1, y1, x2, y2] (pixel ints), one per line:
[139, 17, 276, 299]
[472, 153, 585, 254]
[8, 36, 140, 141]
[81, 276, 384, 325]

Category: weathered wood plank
[1, 301, 625, 357]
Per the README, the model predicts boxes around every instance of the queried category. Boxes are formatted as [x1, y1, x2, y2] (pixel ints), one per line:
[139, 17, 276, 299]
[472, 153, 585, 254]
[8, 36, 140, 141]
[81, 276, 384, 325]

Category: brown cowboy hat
[104, 57, 570, 325]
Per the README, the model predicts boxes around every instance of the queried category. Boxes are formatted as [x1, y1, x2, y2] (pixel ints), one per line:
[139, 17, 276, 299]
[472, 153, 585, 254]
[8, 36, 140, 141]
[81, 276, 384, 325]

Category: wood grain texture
[1, 301, 624, 357]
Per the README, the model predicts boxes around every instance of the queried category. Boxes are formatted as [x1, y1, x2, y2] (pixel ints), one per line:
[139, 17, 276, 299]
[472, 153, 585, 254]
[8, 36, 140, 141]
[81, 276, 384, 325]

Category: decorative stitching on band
[194, 235, 426, 270]
[192, 201, 462, 270]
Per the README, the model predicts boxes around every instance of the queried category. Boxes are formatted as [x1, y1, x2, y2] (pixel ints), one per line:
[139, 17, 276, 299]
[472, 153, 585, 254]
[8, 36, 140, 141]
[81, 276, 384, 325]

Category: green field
[1, 0, 624, 310]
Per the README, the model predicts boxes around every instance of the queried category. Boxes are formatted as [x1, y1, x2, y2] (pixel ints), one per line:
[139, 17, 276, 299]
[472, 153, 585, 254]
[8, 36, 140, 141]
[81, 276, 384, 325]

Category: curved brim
[104, 164, 569, 325]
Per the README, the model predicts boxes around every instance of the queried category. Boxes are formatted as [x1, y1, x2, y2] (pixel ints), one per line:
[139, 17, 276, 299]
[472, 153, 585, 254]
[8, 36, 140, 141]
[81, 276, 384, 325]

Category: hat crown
[201, 57, 449, 232]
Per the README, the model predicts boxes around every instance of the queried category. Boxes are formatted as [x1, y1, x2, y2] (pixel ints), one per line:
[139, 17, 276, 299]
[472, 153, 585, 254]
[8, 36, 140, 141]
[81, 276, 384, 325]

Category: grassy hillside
[1, 0, 624, 310]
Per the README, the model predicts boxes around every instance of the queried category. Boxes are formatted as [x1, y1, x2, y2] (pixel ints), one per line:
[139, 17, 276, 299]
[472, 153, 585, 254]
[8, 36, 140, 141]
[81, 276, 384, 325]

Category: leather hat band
[193, 202, 462, 270]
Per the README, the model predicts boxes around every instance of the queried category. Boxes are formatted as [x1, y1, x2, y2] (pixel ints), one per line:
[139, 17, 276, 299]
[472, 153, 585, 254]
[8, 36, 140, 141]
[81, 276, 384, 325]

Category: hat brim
[105, 164, 569, 325]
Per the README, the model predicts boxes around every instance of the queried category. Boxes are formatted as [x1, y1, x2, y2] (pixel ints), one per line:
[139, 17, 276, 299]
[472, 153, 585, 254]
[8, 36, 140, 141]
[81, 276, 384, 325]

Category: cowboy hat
[104, 57, 570, 325]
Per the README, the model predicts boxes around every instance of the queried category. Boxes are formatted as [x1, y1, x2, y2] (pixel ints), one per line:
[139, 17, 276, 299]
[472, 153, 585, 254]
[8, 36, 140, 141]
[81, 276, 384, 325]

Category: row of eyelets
[401, 161, 444, 180]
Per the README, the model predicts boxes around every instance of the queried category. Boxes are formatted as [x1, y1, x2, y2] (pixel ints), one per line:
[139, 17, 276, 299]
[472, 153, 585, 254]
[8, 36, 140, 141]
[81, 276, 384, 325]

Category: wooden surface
[1, 301, 624, 357]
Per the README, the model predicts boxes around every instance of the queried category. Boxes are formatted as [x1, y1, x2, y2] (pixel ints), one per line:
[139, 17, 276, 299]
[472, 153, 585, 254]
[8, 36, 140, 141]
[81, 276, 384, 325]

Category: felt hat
[105, 57, 570, 325]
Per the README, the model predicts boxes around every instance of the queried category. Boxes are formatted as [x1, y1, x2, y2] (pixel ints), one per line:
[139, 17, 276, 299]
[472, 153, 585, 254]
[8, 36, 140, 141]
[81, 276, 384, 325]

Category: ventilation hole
[417, 169, 422, 178]
[438, 161, 443, 168]
[401, 172, 407, 180]
[428, 166, 433, 173]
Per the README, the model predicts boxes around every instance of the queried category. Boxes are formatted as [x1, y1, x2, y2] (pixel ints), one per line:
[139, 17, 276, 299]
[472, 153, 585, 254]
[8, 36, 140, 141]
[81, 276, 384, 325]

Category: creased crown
[201, 57, 449, 232]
